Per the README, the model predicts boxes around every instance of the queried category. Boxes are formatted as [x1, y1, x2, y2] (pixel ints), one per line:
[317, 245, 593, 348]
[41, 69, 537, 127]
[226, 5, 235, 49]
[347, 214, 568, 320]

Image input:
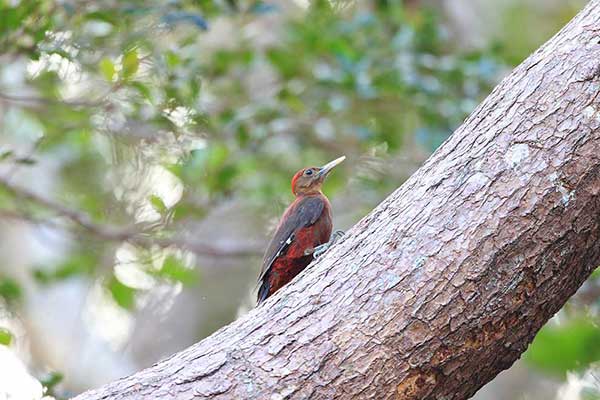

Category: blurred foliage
[498, 1, 585, 65]
[525, 318, 600, 376]
[525, 267, 600, 377]
[39, 371, 66, 400]
[33, 252, 98, 284]
[583, 390, 600, 400]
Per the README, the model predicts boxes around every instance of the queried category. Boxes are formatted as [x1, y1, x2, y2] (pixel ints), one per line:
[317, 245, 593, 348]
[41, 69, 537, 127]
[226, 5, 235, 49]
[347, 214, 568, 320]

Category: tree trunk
[75, 2, 600, 399]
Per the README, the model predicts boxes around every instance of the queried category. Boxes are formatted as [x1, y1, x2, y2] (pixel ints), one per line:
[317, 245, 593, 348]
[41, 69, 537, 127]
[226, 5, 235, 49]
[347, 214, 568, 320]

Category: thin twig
[0, 91, 108, 108]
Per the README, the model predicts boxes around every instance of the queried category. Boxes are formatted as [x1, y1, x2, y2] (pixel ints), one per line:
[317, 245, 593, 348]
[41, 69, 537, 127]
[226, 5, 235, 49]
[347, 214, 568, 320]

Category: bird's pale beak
[318, 156, 346, 178]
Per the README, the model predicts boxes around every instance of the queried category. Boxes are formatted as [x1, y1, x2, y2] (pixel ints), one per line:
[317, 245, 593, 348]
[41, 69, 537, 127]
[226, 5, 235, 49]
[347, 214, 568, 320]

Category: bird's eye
[304, 169, 313, 176]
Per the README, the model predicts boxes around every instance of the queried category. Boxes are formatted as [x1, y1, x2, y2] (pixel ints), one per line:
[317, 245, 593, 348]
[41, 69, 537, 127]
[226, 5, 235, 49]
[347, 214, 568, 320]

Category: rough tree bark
[75, 2, 600, 400]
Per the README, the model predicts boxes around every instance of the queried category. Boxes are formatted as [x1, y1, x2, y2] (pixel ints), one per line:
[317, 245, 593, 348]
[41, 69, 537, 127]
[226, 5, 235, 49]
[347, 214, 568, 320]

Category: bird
[256, 156, 345, 305]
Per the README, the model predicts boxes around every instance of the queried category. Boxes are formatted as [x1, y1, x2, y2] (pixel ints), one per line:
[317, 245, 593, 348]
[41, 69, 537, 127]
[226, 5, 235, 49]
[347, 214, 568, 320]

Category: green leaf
[40, 371, 63, 390]
[524, 318, 600, 376]
[171, 201, 206, 222]
[122, 49, 139, 79]
[131, 82, 152, 101]
[33, 253, 96, 284]
[157, 255, 197, 286]
[99, 58, 115, 82]
[83, 11, 118, 24]
[0, 328, 13, 346]
[164, 162, 183, 179]
[149, 195, 167, 214]
[165, 50, 180, 69]
[0, 278, 22, 303]
[109, 276, 136, 309]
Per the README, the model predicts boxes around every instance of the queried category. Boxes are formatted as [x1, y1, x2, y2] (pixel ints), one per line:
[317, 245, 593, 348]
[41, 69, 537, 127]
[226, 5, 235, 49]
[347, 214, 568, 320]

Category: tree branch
[74, 1, 600, 399]
[0, 175, 261, 258]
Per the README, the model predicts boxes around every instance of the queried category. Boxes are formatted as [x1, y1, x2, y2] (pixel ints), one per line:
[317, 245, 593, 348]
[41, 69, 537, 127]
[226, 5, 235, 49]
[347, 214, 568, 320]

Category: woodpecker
[256, 156, 345, 305]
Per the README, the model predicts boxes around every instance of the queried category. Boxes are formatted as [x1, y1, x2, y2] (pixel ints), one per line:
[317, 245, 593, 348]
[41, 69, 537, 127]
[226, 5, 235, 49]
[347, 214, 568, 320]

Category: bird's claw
[312, 230, 345, 259]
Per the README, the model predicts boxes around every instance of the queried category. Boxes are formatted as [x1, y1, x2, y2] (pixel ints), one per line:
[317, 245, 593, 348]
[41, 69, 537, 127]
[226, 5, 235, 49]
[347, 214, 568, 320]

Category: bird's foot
[312, 230, 345, 259]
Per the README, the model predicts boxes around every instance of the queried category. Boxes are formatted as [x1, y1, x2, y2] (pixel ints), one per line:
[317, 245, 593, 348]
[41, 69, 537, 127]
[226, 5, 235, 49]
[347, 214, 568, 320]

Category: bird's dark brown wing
[257, 196, 325, 295]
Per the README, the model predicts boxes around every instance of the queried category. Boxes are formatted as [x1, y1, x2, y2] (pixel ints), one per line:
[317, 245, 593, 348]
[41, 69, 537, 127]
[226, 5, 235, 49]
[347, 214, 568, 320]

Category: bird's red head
[291, 156, 345, 196]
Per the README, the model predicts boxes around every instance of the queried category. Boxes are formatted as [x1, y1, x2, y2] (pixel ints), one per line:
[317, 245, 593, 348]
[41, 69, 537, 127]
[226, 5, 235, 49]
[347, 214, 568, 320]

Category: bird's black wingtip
[256, 280, 270, 305]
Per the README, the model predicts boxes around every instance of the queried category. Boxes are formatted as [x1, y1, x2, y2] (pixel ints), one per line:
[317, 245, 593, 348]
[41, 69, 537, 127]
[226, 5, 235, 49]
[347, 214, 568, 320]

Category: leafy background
[0, 0, 598, 399]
